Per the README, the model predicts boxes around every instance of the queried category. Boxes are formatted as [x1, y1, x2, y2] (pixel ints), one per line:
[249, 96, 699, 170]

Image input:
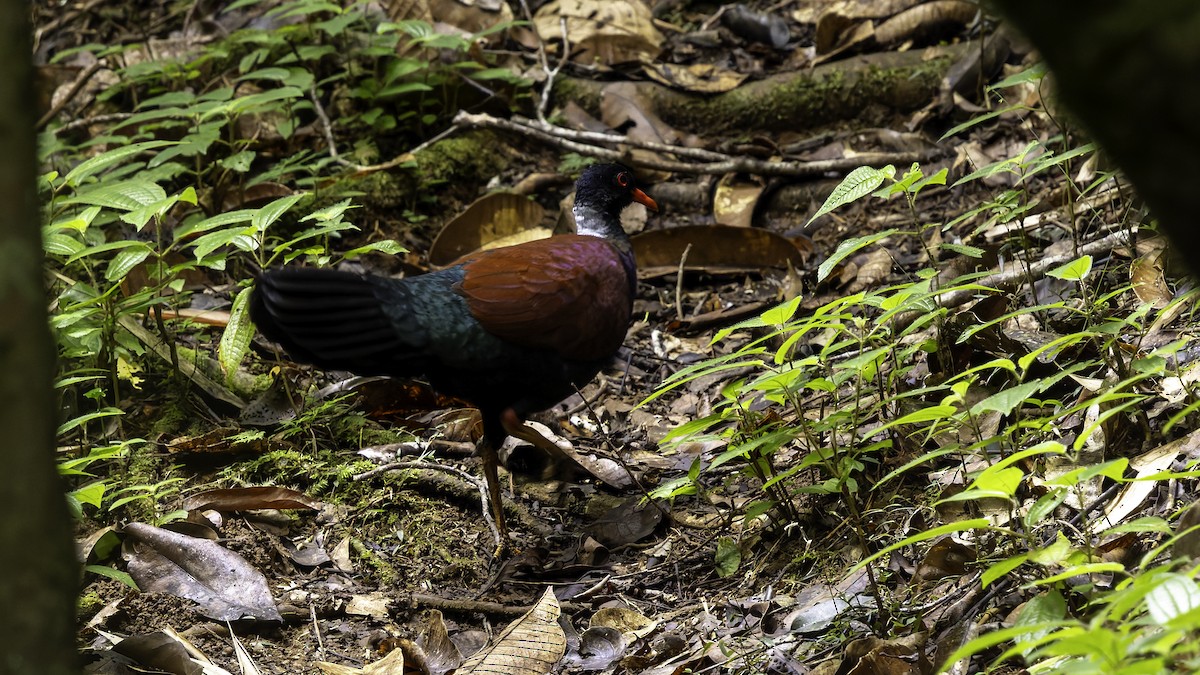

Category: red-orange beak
[632, 187, 659, 212]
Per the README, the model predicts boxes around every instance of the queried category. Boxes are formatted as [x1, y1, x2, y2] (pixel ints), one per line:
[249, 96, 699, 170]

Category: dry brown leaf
[123, 522, 282, 622]
[533, 0, 663, 65]
[1131, 249, 1172, 309]
[641, 61, 748, 93]
[847, 248, 893, 292]
[428, 191, 547, 266]
[632, 225, 808, 278]
[182, 486, 323, 513]
[460, 587, 566, 674]
[317, 647, 407, 675]
[911, 537, 976, 585]
[874, 0, 978, 47]
[600, 82, 684, 145]
[431, 0, 514, 37]
[587, 498, 664, 547]
[590, 606, 658, 641]
[712, 174, 764, 228]
[418, 609, 465, 675]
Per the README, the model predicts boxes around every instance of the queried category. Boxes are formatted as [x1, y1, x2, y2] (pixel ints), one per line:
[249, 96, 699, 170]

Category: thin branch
[453, 111, 941, 176]
[37, 61, 105, 130]
[933, 228, 1133, 311]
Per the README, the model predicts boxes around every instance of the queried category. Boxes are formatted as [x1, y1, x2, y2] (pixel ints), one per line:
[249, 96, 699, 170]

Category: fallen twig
[453, 111, 941, 176]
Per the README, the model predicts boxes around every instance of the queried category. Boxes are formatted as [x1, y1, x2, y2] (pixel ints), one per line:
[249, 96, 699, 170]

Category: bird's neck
[573, 203, 630, 243]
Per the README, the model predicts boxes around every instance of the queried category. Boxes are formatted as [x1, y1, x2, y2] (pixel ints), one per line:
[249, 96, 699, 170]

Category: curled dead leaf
[712, 174, 765, 228]
[632, 225, 809, 278]
[429, 191, 547, 266]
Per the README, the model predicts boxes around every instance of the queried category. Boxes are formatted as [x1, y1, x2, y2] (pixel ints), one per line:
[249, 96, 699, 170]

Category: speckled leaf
[460, 587, 566, 675]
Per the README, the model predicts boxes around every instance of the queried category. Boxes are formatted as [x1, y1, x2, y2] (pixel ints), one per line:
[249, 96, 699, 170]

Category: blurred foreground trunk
[995, 0, 1200, 276]
[0, 0, 80, 673]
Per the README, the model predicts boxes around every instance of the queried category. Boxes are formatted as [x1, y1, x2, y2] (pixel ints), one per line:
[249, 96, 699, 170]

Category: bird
[249, 163, 657, 547]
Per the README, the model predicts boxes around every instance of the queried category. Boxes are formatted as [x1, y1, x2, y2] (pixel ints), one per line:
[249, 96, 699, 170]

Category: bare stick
[453, 111, 940, 176]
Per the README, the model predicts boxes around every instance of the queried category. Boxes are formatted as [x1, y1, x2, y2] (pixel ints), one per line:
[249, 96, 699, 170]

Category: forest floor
[39, 0, 1183, 673]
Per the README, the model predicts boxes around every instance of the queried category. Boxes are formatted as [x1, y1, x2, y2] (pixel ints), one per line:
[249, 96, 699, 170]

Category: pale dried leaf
[1131, 249, 1172, 309]
[712, 174, 764, 228]
[460, 587, 566, 674]
[533, 0, 663, 65]
[429, 191, 547, 266]
[590, 606, 658, 641]
[641, 61, 748, 93]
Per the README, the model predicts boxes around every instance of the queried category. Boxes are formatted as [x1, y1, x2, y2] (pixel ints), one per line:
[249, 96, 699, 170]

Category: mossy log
[557, 41, 978, 136]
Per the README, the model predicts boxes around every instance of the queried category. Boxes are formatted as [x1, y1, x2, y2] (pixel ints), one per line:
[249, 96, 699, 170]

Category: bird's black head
[574, 163, 658, 217]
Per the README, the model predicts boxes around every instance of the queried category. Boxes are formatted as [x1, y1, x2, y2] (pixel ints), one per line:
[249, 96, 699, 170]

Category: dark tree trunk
[994, 0, 1200, 275]
[0, 1, 80, 673]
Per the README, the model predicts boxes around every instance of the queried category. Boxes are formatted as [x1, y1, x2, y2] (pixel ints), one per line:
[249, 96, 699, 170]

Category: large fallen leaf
[460, 587, 566, 674]
[533, 0, 663, 65]
[587, 498, 664, 547]
[429, 191, 547, 266]
[632, 225, 808, 278]
[182, 486, 323, 512]
[108, 629, 234, 675]
[123, 522, 282, 621]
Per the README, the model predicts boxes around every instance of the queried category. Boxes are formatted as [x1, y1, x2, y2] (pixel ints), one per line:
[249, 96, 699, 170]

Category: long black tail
[250, 267, 409, 376]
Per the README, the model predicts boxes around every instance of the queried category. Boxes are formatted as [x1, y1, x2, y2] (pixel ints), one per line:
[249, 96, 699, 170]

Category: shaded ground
[42, 1, 1175, 674]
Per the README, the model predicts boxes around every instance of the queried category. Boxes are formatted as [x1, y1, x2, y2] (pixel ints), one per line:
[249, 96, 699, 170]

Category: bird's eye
[616, 172, 630, 187]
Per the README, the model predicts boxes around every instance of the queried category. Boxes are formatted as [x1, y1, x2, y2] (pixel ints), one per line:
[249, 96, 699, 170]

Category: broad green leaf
[806, 165, 894, 226]
[761, 296, 803, 325]
[972, 465, 1024, 498]
[238, 67, 291, 81]
[715, 536, 741, 577]
[1147, 574, 1200, 625]
[851, 518, 991, 573]
[988, 63, 1047, 91]
[378, 81, 434, 97]
[44, 233, 84, 256]
[1046, 255, 1093, 281]
[57, 407, 123, 436]
[1013, 591, 1066, 653]
[219, 286, 255, 383]
[982, 553, 1027, 588]
[344, 240, 406, 259]
[220, 150, 256, 173]
[1028, 532, 1073, 566]
[190, 227, 258, 260]
[175, 209, 257, 240]
[66, 240, 153, 266]
[252, 193, 306, 233]
[104, 244, 153, 282]
[301, 198, 358, 223]
[1029, 563, 1125, 587]
[61, 179, 167, 211]
[71, 482, 106, 509]
[84, 564, 138, 589]
[969, 380, 1042, 416]
[63, 140, 177, 186]
[941, 243, 984, 258]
